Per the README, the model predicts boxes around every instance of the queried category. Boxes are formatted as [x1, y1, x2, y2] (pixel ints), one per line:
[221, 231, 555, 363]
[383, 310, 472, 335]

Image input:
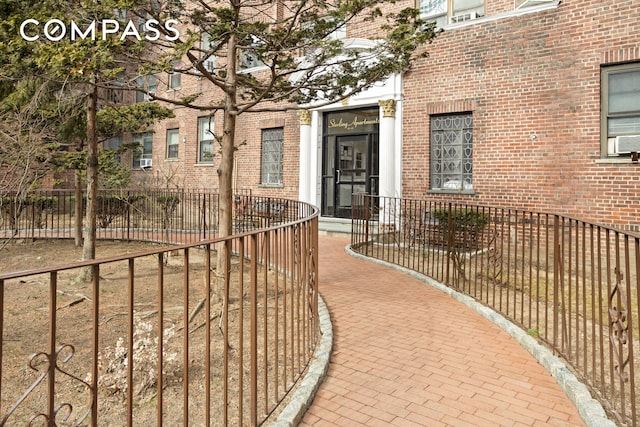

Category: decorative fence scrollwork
[610, 268, 631, 384]
[2, 344, 93, 426]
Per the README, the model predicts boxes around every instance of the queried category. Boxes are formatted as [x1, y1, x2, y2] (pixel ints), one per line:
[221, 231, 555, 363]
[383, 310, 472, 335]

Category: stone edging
[345, 245, 615, 427]
[269, 295, 333, 427]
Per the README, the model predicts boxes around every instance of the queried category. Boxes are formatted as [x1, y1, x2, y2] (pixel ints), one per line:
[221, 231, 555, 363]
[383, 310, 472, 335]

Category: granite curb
[345, 244, 615, 427]
[269, 295, 333, 427]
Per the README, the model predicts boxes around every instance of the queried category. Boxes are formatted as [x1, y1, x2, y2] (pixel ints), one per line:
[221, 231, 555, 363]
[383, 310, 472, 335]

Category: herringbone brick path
[301, 235, 585, 426]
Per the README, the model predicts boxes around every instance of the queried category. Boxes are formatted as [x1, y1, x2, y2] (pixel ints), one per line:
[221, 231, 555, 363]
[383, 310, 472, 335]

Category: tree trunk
[218, 31, 238, 241]
[218, 109, 236, 240]
[214, 31, 239, 311]
[81, 79, 99, 280]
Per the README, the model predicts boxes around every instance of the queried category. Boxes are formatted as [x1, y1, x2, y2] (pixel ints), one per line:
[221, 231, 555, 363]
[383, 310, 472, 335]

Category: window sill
[238, 65, 268, 74]
[427, 189, 476, 195]
[195, 162, 214, 167]
[595, 158, 640, 165]
[259, 183, 284, 189]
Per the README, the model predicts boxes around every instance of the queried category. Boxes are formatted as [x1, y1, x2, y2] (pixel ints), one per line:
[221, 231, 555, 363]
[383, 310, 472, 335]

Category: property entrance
[321, 108, 379, 218]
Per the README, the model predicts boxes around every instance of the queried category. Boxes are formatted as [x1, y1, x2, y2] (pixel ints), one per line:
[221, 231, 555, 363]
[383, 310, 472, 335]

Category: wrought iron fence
[0, 188, 305, 245]
[352, 193, 639, 426]
[0, 193, 319, 426]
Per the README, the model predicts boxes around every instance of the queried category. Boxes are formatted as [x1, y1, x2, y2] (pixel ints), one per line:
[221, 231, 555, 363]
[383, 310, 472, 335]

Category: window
[167, 0, 183, 16]
[104, 136, 123, 164]
[261, 127, 284, 185]
[430, 113, 473, 191]
[104, 135, 122, 151]
[105, 82, 123, 105]
[166, 129, 179, 159]
[135, 75, 157, 103]
[198, 116, 214, 163]
[169, 61, 181, 89]
[239, 36, 265, 71]
[132, 132, 153, 168]
[138, 13, 150, 33]
[601, 63, 640, 157]
[419, 0, 484, 26]
[200, 33, 217, 74]
[326, 21, 346, 41]
[113, 7, 128, 21]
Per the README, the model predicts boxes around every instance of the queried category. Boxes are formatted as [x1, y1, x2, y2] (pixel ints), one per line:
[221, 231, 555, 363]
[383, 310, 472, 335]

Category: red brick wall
[402, 0, 640, 231]
[234, 110, 300, 200]
[144, 81, 301, 200]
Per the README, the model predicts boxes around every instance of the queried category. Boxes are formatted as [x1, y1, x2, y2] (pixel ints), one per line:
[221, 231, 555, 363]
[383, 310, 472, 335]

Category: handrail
[352, 193, 639, 427]
[0, 191, 319, 426]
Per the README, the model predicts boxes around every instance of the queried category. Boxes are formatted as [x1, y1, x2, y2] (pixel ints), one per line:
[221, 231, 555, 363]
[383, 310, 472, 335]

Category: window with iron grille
[261, 127, 284, 185]
[430, 113, 473, 191]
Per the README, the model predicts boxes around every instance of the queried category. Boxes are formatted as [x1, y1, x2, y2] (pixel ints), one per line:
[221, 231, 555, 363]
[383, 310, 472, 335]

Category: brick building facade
[402, 0, 640, 232]
[135, 0, 640, 231]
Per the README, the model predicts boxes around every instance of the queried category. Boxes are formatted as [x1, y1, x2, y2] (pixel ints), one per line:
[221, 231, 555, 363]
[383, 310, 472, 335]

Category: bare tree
[0, 80, 57, 248]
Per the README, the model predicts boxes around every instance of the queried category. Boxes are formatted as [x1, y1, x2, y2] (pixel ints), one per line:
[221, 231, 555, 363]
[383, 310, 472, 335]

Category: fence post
[30, 197, 35, 242]
[446, 202, 453, 285]
[202, 194, 207, 240]
[553, 214, 560, 351]
[126, 190, 131, 242]
[365, 195, 370, 250]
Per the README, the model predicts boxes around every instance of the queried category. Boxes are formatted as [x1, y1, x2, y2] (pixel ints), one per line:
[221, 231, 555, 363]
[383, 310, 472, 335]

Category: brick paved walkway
[300, 235, 586, 427]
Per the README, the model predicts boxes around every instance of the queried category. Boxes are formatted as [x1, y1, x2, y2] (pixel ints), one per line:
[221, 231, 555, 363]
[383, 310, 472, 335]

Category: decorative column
[378, 99, 397, 229]
[298, 109, 312, 204]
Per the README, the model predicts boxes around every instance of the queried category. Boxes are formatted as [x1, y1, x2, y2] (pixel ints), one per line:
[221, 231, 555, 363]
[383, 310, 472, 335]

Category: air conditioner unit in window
[450, 11, 478, 24]
[614, 135, 640, 154]
[139, 158, 153, 169]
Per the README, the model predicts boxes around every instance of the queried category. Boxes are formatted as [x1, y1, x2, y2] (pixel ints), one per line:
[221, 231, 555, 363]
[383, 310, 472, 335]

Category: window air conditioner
[139, 158, 153, 168]
[450, 11, 478, 24]
[614, 135, 640, 154]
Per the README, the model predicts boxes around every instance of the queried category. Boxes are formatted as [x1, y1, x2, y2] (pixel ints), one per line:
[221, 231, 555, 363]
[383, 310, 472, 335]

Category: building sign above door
[325, 109, 379, 135]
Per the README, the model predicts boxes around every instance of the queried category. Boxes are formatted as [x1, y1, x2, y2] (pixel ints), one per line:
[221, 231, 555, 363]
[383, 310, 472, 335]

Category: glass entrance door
[321, 108, 379, 218]
[335, 135, 368, 218]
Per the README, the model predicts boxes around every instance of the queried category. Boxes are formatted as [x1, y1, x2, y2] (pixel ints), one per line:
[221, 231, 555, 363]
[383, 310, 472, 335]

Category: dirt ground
[0, 239, 303, 426]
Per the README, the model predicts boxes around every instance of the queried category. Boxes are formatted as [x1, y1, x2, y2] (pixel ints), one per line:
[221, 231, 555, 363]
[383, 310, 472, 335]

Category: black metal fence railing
[0, 191, 319, 426]
[352, 193, 639, 427]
